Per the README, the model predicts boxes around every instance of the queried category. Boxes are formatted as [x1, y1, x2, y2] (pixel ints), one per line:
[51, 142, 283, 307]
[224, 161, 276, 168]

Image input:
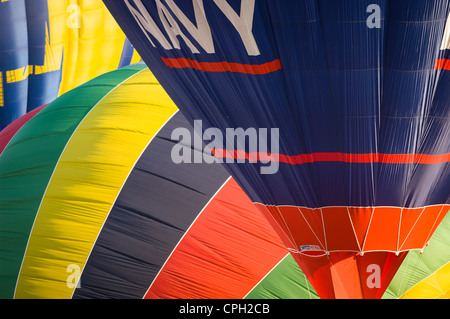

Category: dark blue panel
[25, 0, 62, 111]
[73, 112, 231, 299]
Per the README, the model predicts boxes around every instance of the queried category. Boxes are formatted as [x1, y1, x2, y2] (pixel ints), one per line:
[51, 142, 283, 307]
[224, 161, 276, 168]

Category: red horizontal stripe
[211, 149, 449, 165]
[162, 57, 282, 74]
[434, 58, 450, 70]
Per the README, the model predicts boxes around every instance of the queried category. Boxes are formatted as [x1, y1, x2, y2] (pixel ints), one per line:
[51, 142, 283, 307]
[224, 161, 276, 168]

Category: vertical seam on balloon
[396, 208, 403, 254]
[346, 207, 362, 252]
[296, 207, 326, 251]
[398, 206, 427, 251]
[143, 175, 233, 299]
[12, 67, 147, 299]
[71, 107, 180, 299]
[319, 208, 328, 254]
[242, 253, 290, 299]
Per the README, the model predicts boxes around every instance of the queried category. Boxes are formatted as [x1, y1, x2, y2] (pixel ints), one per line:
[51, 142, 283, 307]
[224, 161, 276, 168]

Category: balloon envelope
[0, 64, 447, 299]
[103, 0, 450, 298]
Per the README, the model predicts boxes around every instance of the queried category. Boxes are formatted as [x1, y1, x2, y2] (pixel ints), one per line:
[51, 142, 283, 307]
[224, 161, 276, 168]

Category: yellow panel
[400, 262, 450, 299]
[131, 49, 142, 64]
[14, 69, 178, 298]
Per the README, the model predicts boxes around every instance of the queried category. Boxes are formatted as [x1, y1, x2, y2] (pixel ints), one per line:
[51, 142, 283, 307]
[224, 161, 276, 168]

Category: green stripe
[0, 64, 146, 298]
[245, 254, 320, 299]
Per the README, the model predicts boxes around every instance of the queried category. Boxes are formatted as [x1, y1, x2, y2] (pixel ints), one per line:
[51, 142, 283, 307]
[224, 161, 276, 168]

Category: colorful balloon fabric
[0, 0, 141, 130]
[104, 0, 450, 298]
[0, 64, 302, 299]
[0, 65, 448, 299]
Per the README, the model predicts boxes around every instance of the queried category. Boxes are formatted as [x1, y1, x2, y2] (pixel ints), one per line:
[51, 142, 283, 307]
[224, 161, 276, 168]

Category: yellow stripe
[58, 0, 127, 95]
[14, 69, 178, 298]
[400, 262, 450, 299]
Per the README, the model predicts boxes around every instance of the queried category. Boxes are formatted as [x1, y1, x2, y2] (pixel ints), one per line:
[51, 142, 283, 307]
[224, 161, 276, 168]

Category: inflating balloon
[103, 0, 450, 298]
[0, 65, 448, 299]
[0, 64, 305, 299]
[0, 0, 141, 129]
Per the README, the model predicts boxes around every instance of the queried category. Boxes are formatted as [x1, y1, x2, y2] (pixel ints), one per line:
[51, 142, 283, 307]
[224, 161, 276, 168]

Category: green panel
[383, 211, 450, 299]
[0, 64, 146, 299]
[245, 254, 320, 299]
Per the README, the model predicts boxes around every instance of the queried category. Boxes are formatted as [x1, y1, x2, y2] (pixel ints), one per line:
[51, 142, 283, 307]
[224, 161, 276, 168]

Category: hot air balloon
[0, 64, 306, 299]
[0, 64, 447, 299]
[0, 0, 141, 130]
[103, 0, 450, 298]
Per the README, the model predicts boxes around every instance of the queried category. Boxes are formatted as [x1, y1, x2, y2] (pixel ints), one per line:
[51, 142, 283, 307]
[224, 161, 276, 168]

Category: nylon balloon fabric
[0, 0, 141, 130]
[103, 0, 450, 298]
[0, 65, 448, 299]
[0, 64, 306, 299]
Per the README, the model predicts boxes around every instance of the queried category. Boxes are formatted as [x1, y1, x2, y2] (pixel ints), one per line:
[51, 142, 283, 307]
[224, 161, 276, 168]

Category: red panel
[278, 206, 325, 250]
[348, 207, 373, 249]
[363, 207, 401, 251]
[145, 178, 289, 299]
[298, 207, 326, 250]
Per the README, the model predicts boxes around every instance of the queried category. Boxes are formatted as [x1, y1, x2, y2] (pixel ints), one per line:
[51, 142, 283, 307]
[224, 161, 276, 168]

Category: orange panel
[424, 205, 449, 244]
[398, 207, 426, 249]
[363, 207, 401, 251]
[278, 206, 326, 251]
[329, 252, 363, 299]
[322, 207, 360, 251]
[258, 205, 298, 250]
[299, 207, 327, 250]
[145, 179, 288, 299]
